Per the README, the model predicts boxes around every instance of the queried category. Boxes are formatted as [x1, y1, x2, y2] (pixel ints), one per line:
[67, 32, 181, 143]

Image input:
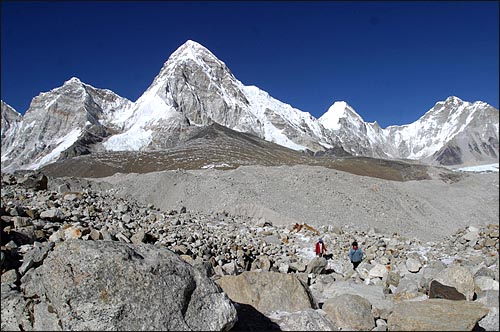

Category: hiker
[315, 238, 327, 257]
[348, 240, 364, 269]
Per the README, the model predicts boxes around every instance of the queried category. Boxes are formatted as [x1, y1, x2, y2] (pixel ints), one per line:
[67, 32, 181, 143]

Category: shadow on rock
[230, 302, 281, 331]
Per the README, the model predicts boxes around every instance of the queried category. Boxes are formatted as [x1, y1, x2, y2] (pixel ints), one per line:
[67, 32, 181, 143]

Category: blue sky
[1, 1, 498, 128]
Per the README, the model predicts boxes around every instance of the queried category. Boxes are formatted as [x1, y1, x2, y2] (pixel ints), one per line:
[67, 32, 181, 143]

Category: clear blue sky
[1, 1, 498, 128]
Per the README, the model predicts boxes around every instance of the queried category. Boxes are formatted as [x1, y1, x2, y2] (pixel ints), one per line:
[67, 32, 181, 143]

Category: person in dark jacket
[348, 241, 363, 269]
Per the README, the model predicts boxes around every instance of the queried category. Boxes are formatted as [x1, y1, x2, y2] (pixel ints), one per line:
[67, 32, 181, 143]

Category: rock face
[1, 78, 133, 172]
[1, 101, 22, 150]
[19, 240, 237, 331]
[216, 271, 316, 314]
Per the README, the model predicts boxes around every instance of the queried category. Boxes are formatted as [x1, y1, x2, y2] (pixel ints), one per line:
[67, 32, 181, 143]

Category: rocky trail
[1, 169, 499, 331]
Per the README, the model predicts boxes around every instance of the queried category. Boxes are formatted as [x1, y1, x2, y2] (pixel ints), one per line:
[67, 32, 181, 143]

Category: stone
[368, 263, 388, 279]
[17, 172, 48, 191]
[322, 294, 375, 331]
[33, 302, 62, 331]
[39, 208, 64, 221]
[251, 255, 271, 271]
[428, 280, 466, 300]
[1, 269, 18, 285]
[306, 256, 327, 275]
[21, 240, 237, 331]
[216, 271, 316, 314]
[268, 309, 338, 331]
[406, 257, 422, 273]
[475, 276, 499, 293]
[1, 283, 33, 331]
[432, 265, 475, 301]
[130, 229, 146, 244]
[387, 298, 489, 331]
[89, 229, 102, 241]
[478, 307, 499, 331]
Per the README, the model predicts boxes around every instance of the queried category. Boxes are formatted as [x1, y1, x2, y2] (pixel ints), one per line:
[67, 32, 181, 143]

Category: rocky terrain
[81, 164, 497, 243]
[1, 169, 498, 331]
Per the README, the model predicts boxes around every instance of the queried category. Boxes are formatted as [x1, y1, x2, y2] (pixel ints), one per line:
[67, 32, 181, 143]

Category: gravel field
[93, 165, 499, 242]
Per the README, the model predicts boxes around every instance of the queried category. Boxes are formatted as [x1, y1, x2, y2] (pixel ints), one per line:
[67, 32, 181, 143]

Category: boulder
[428, 280, 466, 301]
[432, 265, 475, 301]
[368, 263, 388, 279]
[17, 172, 48, 191]
[393, 275, 422, 300]
[306, 256, 328, 275]
[20, 240, 237, 331]
[322, 294, 375, 330]
[268, 309, 338, 331]
[1, 283, 33, 331]
[474, 276, 499, 294]
[39, 208, 64, 221]
[405, 257, 422, 273]
[216, 271, 316, 314]
[387, 298, 489, 331]
[418, 260, 446, 290]
[478, 307, 499, 332]
[309, 280, 393, 320]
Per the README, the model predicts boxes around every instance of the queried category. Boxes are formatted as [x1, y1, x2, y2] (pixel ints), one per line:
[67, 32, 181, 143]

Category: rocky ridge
[1, 171, 498, 331]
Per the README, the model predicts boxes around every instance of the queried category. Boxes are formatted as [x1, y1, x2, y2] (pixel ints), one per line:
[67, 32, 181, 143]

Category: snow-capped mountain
[1, 40, 498, 172]
[1, 78, 133, 172]
[319, 101, 388, 158]
[319, 97, 499, 165]
[103, 40, 331, 152]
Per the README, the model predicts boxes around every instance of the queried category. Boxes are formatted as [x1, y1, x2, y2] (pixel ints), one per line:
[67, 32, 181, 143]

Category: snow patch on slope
[319, 101, 349, 131]
[454, 163, 499, 173]
[28, 128, 82, 170]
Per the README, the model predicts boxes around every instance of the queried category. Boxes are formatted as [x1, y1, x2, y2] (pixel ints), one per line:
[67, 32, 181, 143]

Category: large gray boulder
[305, 256, 328, 275]
[387, 298, 489, 331]
[309, 280, 393, 319]
[322, 293, 375, 331]
[19, 240, 237, 331]
[431, 265, 475, 301]
[216, 271, 316, 314]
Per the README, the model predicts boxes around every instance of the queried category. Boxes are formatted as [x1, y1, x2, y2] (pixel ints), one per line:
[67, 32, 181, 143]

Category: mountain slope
[1, 78, 133, 172]
[320, 96, 499, 165]
[1, 40, 498, 173]
[1, 101, 22, 152]
[40, 121, 441, 182]
[103, 40, 332, 153]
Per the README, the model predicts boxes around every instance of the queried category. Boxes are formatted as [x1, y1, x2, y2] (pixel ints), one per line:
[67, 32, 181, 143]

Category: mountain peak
[64, 77, 83, 85]
[319, 101, 363, 131]
[444, 96, 464, 105]
[165, 40, 221, 68]
[183, 39, 206, 49]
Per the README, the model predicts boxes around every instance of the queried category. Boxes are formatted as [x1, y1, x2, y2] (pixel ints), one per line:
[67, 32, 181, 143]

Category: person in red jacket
[315, 238, 326, 257]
